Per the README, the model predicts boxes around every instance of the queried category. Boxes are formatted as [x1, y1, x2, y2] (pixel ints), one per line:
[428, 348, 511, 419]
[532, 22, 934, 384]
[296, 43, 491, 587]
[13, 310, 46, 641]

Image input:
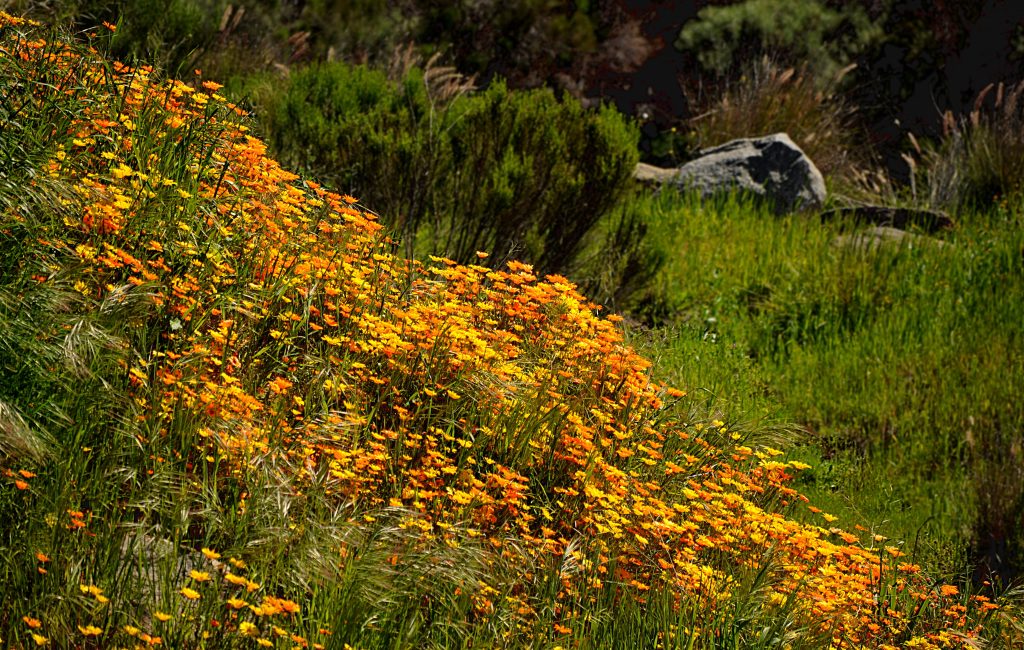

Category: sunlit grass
[0, 14, 1019, 649]
[633, 186, 1024, 589]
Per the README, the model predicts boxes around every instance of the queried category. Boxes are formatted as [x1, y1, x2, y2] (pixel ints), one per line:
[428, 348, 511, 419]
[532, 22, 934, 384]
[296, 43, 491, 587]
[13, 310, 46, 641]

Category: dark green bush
[253, 63, 436, 238]
[432, 81, 639, 274]
[253, 62, 640, 278]
[675, 0, 881, 83]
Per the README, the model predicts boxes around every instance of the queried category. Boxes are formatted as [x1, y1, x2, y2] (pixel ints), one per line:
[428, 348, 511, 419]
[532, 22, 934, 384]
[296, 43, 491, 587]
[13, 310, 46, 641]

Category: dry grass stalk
[387, 45, 477, 108]
[687, 56, 868, 187]
[910, 79, 1024, 210]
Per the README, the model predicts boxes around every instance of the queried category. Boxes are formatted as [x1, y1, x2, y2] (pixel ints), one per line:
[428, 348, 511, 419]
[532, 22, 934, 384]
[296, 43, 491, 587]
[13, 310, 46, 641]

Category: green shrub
[252, 62, 434, 233]
[253, 62, 641, 278]
[675, 0, 881, 83]
[431, 81, 639, 274]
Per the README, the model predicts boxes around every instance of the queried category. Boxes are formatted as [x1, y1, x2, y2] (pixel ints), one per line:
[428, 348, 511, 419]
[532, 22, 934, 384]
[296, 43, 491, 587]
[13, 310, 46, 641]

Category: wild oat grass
[0, 15, 1017, 649]
[687, 56, 871, 191]
[904, 81, 1024, 212]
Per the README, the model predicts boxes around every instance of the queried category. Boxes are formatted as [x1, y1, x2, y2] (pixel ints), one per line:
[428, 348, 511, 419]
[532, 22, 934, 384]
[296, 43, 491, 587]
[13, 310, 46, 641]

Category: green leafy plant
[430, 80, 639, 274]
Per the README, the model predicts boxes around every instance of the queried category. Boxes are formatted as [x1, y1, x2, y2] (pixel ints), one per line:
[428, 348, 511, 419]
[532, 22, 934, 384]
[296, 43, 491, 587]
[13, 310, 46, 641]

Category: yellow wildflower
[189, 569, 211, 582]
[180, 586, 201, 600]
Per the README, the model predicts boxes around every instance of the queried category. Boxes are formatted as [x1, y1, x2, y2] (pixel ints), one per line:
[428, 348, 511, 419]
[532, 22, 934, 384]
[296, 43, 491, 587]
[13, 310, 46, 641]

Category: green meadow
[629, 190, 1024, 582]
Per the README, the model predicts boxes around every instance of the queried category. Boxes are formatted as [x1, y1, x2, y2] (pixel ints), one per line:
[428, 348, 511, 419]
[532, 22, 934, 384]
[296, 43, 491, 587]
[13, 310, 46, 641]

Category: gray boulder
[672, 133, 826, 213]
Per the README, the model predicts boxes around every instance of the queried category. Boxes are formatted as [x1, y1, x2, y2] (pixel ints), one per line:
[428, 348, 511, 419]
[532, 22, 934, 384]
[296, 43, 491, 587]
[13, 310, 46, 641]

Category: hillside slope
[0, 14, 1014, 649]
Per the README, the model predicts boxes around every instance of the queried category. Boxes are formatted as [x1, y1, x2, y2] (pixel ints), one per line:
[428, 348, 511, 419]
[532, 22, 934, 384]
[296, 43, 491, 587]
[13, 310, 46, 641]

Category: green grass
[632, 188, 1024, 582]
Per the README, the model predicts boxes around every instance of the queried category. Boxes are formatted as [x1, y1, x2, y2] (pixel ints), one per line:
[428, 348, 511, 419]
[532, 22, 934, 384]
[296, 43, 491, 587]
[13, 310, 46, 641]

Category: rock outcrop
[671, 133, 826, 213]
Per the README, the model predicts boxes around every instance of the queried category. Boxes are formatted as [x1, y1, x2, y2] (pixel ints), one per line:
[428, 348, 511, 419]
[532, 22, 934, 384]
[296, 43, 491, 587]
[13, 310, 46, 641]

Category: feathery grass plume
[906, 81, 1024, 212]
[686, 56, 868, 190]
[0, 400, 48, 463]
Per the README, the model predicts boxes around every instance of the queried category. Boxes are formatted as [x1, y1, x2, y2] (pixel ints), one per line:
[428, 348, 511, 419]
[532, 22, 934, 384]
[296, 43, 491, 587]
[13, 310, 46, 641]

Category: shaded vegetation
[675, 0, 882, 82]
